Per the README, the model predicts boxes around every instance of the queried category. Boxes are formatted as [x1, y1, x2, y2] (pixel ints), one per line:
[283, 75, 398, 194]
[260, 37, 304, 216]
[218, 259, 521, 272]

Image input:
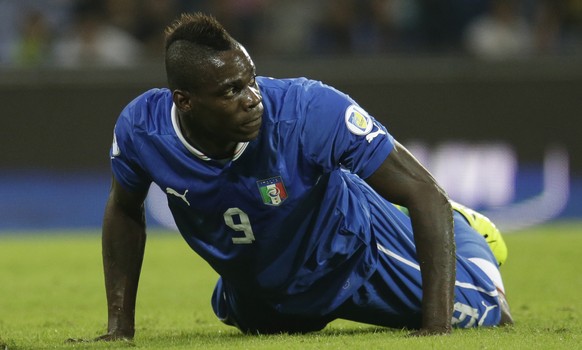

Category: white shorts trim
[377, 243, 500, 297]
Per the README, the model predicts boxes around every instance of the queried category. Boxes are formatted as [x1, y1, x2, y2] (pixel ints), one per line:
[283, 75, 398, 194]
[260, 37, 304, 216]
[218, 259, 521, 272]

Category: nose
[244, 85, 262, 110]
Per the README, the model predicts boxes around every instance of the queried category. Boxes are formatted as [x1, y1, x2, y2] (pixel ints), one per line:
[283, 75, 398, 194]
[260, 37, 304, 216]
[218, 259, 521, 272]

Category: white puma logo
[478, 301, 498, 326]
[365, 126, 386, 143]
[166, 187, 190, 206]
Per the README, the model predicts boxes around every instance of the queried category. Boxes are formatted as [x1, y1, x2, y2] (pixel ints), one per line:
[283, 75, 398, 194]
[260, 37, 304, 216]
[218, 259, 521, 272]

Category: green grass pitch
[1, 222, 581, 349]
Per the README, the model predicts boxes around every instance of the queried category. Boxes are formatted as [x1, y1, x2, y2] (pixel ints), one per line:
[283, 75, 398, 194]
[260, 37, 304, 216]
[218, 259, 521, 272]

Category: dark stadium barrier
[1, 57, 580, 230]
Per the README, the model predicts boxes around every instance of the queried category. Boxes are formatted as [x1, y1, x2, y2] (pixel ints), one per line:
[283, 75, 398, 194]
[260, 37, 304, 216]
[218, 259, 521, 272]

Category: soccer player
[92, 12, 513, 341]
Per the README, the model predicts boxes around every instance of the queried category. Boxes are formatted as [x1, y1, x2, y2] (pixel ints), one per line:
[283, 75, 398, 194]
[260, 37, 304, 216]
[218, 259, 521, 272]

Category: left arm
[365, 141, 455, 335]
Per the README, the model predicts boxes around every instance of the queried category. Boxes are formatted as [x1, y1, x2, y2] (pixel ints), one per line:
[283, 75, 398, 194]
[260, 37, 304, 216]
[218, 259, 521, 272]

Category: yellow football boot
[393, 202, 507, 266]
[450, 201, 507, 266]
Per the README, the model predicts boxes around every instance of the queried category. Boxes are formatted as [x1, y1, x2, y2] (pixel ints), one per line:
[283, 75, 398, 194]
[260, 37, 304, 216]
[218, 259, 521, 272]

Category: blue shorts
[331, 210, 503, 329]
[211, 210, 504, 333]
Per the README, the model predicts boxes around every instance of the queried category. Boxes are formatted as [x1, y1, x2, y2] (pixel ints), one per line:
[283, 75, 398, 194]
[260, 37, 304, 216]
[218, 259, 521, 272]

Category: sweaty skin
[173, 46, 263, 159]
[366, 142, 455, 335]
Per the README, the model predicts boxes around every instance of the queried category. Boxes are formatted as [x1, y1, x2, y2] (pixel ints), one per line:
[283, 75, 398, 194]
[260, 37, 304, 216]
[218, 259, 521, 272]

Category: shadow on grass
[57, 325, 408, 348]
[135, 325, 404, 345]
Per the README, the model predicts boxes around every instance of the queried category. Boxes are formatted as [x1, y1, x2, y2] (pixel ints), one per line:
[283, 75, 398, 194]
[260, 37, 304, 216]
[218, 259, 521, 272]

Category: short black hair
[164, 13, 237, 91]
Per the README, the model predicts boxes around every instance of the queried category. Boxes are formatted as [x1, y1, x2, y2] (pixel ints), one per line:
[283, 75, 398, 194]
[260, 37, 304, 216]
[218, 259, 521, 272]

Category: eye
[223, 85, 242, 98]
[222, 76, 257, 98]
[249, 75, 257, 87]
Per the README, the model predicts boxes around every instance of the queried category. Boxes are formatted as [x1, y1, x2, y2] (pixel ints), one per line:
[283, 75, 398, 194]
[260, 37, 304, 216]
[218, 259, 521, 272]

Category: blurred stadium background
[1, 0, 581, 232]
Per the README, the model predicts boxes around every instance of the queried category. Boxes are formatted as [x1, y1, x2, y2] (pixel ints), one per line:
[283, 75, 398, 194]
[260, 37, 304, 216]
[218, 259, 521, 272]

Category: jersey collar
[171, 103, 249, 162]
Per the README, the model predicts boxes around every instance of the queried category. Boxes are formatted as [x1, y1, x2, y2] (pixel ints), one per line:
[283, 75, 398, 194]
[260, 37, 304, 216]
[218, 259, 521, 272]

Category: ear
[173, 89, 193, 112]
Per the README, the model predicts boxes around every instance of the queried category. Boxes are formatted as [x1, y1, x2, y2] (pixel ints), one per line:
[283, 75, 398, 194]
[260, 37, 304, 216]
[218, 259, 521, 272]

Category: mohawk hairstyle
[164, 12, 234, 51]
[164, 13, 237, 91]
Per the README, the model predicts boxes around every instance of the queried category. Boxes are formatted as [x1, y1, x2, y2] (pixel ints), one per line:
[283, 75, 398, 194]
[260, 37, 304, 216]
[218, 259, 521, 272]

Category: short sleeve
[299, 81, 395, 178]
[110, 103, 152, 193]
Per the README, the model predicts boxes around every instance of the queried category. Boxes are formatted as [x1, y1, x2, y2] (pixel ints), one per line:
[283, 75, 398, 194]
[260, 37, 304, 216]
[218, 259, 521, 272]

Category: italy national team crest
[345, 104, 373, 136]
[257, 176, 288, 206]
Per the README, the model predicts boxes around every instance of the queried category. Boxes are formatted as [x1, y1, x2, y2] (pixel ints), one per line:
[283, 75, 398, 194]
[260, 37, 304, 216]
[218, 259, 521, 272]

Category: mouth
[240, 118, 262, 139]
[241, 107, 263, 129]
[243, 115, 262, 127]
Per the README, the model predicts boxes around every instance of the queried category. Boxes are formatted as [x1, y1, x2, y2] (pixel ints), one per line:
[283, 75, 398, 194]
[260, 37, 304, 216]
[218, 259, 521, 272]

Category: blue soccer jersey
[111, 77, 395, 315]
[111, 77, 505, 328]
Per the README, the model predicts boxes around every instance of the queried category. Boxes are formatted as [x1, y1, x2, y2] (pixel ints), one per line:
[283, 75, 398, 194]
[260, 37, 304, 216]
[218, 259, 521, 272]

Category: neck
[178, 113, 236, 160]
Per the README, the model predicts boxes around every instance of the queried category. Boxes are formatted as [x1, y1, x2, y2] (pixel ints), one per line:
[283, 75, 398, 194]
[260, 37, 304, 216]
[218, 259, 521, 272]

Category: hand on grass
[93, 331, 134, 342]
[66, 331, 133, 343]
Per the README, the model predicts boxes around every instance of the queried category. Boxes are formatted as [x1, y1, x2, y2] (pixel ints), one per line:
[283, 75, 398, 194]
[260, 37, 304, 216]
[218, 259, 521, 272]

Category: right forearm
[408, 192, 455, 333]
[102, 199, 147, 337]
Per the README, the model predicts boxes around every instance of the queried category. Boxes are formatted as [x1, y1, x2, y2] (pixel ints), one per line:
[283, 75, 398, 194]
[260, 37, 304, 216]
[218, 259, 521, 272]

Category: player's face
[188, 46, 263, 145]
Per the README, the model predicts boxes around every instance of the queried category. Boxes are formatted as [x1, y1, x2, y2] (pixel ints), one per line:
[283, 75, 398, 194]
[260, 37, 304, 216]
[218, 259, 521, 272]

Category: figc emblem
[257, 176, 288, 206]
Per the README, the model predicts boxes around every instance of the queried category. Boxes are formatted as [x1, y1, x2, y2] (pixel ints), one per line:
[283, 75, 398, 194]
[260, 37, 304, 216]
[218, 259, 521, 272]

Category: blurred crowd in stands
[1, 0, 581, 68]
